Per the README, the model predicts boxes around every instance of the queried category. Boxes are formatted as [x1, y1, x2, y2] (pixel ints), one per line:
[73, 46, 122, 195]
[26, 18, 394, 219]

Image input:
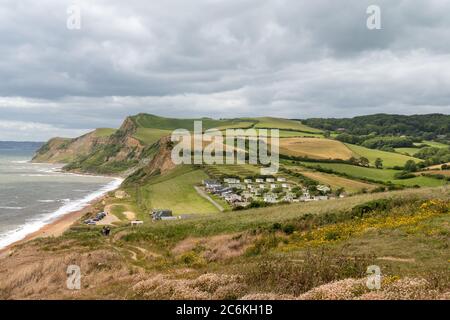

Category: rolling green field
[280, 138, 354, 160]
[252, 117, 323, 133]
[283, 164, 378, 193]
[300, 162, 446, 187]
[133, 128, 172, 145]
[396, 141, 449, 156]
[220, 128, 323, 138]
[132, 113, 256, 131]
[131, 166, 219, 215]
[204, 164, 261, 178]
[93, 128, 117, 137]
[395, 147, 421, 156]
[345, 143, 420, 167]
[420, 140, 449, 149]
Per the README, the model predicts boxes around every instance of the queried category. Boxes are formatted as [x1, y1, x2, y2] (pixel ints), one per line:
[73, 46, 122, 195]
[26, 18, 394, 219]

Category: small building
[264, 193, 278, 203]
[225, 193, 242, 203]
[277, 177, 286, 182]
[213, 187, 232, 195]
[259, 184, 265, 189]
[317, 185, 331, 193]
[253, 189, 262, 196]
[224, 178, 240, 184]
[281, 183, 289, 189]
[131, 220, 144, 226]
[266, 178, 275, 183]
[255, 178, 264, 183]
[203, 179, 220, 188]
[152, 209, 173, 221]
[244, 179, 252, 184]
[242, 192, 253, 200]
[313, 195, 328, 201]
[299, 195, 311, 202]
[270, 184, 277, 189]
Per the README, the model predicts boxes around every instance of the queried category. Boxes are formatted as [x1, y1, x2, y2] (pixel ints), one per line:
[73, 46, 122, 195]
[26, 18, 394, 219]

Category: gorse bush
[245, 248, 375, 295]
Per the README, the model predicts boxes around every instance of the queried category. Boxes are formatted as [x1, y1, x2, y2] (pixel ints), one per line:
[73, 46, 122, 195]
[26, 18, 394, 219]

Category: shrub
[282, 224, 295, 235]
[351, 199, 391, 218]
[244, 249, 375, 295]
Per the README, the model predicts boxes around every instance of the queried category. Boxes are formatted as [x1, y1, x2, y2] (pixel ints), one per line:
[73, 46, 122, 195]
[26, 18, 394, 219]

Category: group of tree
[334, 133, 415, 151]
[302, 114, 450, 140]
[349, 156, 371, 167]
[412, 147, 450, 165]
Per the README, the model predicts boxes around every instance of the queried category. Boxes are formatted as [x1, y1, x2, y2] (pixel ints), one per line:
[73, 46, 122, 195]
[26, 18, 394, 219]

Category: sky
[1, 0, 450, 141]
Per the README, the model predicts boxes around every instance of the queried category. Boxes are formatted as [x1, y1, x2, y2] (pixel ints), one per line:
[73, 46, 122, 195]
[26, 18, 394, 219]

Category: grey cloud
[0, 0, 449, 140]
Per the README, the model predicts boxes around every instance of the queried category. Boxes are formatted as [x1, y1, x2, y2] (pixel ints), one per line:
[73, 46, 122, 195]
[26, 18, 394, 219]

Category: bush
[282, 224, 295, 235]
[244, 249, 375, 295]
[394, 172, 416, 179]
[351, 199, 391, 218]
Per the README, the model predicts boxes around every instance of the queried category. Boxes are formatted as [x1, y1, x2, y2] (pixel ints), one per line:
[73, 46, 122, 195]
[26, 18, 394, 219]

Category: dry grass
[0, 243, 136, 299]
[172, 233, 255, 262]
[242, 276, 449, 300]
[132, 273, 247, 300]
[279, 137, 355, 160]
[0, 187, 448, 300]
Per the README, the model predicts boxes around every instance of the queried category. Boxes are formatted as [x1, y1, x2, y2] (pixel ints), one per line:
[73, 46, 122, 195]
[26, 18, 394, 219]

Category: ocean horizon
[0, 141, 122, 249]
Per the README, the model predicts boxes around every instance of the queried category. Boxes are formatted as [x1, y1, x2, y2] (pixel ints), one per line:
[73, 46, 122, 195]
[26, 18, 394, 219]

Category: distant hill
[0, 141, 43, 151]
[32, 114, 318, 175]
[302, 114, 450, 139]
[32, 113, 450, 177]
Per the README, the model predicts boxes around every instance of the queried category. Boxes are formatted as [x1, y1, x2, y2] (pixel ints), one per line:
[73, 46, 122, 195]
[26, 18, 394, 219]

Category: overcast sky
[1, 0, 450, 141]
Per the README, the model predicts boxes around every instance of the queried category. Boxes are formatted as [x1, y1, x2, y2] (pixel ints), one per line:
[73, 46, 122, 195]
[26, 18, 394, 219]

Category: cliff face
[33, 116, 169, 175]
[32, 131, 110, 163]
[123, 136, 176, 185]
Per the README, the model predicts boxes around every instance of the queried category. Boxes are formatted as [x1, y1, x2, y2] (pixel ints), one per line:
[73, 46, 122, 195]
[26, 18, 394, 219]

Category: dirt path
[124, 211, 136, 220]
[194, 186, 224, 212]
[97, 214, 120, 225]
[98, 204, 121, 225]
[377, 256, 416, 263]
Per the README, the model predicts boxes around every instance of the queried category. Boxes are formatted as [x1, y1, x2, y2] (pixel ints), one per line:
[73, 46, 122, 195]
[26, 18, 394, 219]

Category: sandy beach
[0, 194, 107, 258]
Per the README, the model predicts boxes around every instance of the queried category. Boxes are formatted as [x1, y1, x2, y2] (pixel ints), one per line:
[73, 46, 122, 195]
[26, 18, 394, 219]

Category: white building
[255, 178, 264, 183]
[266, 178, 275, 183]
[264, 193, 278, 203]
[277, 177, 286, 182]
[244, 179, 252, 184]
[317, 185, 331, 193]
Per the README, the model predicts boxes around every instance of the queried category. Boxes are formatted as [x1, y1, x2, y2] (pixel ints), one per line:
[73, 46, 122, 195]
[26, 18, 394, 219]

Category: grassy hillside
[127, 166, 219, 215]
[395, 147, 421, 156]
[133, 128, 172, 145]
[301, 162, 446, 187]
[93, 128, 117, 137]
[420, 140, 449, 149]
[1, 187, 448, 299]
[280, 138, 354, 160]
[283, 165, 378, 193]
[132, 113, 255, 131]
[253, 117, 323, 133]
[346, 143, 420, 167]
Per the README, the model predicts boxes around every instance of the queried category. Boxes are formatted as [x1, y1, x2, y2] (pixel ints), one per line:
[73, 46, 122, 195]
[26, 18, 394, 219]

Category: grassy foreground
[0, 187, 448, 299]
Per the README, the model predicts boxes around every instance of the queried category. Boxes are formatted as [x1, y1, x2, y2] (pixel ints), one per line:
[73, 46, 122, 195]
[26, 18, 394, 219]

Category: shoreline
[0, 195, 106, 257]
[0, 163, 124, 256]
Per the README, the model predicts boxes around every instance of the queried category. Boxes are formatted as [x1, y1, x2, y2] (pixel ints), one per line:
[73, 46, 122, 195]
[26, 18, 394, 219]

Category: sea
[0, 141, 123, 249]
